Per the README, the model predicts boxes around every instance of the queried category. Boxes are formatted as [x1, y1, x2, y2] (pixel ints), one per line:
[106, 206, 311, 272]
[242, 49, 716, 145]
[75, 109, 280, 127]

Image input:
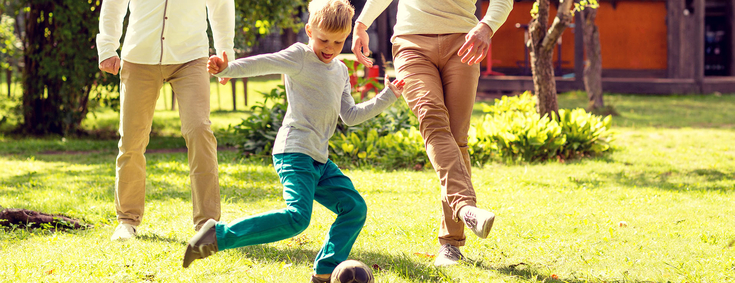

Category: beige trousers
[115, 58, 220, 229]
[393, 34, 480, 247]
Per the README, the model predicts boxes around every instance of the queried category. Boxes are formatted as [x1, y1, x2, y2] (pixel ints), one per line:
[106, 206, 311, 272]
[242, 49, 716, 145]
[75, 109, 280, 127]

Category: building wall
[486, 1, 668, 75]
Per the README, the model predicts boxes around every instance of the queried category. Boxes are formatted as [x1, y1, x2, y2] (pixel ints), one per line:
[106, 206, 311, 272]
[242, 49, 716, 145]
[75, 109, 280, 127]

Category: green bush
[230, 85, 287, 157]
[470, 110, 566, 163]
[556, 108, 614, 159]
[469, 91, 614, 163]
[329, 127, 429, 170]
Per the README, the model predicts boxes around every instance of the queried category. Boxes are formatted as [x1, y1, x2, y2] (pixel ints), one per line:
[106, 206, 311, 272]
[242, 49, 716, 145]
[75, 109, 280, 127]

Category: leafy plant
[329, 127, 429, 170]
[327, 58, 422, 169]
[555, 108, 614, 159]
[470, 91, 614, 163]
[473, 110, 566, 163]
[230, 85, 288, 157]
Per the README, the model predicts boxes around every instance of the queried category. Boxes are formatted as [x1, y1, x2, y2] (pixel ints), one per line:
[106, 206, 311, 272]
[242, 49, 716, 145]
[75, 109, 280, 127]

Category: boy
[181, 0, 404, 282]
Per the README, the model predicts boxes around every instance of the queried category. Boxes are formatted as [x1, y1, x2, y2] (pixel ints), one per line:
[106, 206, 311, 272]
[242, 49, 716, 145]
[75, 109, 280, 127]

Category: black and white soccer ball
[331, 260, 374, 283]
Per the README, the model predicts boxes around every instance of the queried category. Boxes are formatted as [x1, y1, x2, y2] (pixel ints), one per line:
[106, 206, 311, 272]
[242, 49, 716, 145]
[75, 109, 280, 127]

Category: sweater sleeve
[355, 0, 395, 28]
[479, 0, 514, 33]
[215, 44, 304, 78]
[96, 0, 131, 63]
[206, 0, 236, 58]
[339, 78, 398, 126]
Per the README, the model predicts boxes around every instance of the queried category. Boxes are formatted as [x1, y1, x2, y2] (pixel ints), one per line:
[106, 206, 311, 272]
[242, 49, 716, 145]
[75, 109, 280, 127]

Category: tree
[226, 0, 306, 111]
[0, 15, 20, 98]
[5, 0, 117, 136]
[527, 0, 598, 117]
[580, 7, 603, 111]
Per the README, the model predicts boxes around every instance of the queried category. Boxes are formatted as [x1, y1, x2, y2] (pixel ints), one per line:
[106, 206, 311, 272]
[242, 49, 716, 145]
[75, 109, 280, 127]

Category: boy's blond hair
[308, 0, 355, 34]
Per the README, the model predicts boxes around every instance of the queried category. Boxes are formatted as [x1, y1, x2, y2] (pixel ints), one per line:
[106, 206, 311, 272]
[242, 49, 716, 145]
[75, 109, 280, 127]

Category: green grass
[1, 91, 734, 282]
[0, 75, 282, 154]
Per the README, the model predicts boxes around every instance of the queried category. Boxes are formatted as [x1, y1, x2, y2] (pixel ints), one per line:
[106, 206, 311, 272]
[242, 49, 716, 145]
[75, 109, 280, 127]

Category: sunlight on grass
[1, 93, 735, 282]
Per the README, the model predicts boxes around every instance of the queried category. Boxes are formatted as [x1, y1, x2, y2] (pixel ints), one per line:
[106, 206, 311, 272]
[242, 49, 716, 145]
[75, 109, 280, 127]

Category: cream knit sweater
[356, 0, 513, 41]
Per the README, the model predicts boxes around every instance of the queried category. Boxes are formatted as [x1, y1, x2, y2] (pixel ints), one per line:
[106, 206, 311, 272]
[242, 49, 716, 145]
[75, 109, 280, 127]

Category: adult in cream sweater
[351, 0, 513, 266]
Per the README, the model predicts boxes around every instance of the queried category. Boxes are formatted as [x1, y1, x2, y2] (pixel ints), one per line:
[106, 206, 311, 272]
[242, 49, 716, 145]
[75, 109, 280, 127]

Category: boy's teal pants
[215, 153, 367, 275]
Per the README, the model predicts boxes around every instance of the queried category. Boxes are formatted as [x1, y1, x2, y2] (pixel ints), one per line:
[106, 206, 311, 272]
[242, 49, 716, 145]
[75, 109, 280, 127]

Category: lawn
[1, 90, 734, 282]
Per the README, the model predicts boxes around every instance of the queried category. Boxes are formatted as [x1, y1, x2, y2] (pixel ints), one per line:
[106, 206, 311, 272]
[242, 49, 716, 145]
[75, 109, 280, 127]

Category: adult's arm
[351, 0, 394, 67]
[206, 0, 236, 59]
[458, 0, 513, 65]
[96, 0, 130, 73]
[480, 0, 514, 35]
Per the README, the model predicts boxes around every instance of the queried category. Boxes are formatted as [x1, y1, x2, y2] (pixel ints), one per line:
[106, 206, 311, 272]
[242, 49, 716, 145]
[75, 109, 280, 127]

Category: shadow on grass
[227, 244, 660, 283]
[467, 260, 657, 283]
[231, 244, 452, 283]
[569, 167, 734, 192]
[137, 233, 187, 245]
[0, 150, 285, 207]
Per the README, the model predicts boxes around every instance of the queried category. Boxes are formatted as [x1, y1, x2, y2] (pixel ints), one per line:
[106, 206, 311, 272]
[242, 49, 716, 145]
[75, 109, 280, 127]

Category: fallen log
[0, 206, 91, 230]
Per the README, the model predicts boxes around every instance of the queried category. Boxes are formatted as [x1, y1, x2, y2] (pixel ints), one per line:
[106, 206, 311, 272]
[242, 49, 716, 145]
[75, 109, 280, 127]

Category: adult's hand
[458, 22, 494, 66]
[351, 22, 373, 68]
[207, 51, 231, 85]
[99, 56, 121, 75]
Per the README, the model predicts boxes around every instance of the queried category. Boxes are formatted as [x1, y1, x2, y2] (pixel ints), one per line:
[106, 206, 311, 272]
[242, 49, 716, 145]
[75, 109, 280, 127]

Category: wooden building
[477, 0, 735, 94]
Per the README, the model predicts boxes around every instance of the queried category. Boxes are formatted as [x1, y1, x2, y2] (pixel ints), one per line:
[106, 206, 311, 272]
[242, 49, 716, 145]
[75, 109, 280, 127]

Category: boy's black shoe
[183, 219, 219, 268]
[311, 275, 330, 283]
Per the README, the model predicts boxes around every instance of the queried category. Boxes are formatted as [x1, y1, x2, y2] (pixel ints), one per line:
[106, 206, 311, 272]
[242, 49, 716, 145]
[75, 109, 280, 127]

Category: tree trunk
[171, 89, 177, 110]
[19, 1, 102, 136]
[231, 79, 237, 111]
[582, 8, 603, 110]
[5, 67, 11, 98]
[528, 0, 574, 117]
[530, 45, 558, 116]
[242, 77, 248, 107]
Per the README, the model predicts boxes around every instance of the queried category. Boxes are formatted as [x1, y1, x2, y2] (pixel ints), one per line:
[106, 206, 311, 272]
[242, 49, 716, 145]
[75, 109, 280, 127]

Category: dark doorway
[704, 1, 732, 76]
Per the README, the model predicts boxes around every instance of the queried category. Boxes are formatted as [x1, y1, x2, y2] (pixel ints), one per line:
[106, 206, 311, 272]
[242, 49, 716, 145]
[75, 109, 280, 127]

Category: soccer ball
[331, 260, 374, 283]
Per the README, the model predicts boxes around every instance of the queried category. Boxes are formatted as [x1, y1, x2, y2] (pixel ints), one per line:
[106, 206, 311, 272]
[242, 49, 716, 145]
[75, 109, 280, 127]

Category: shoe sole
[183, 245, 196, 268]
[434, 260, 460, 267]
[182, 219, 218, 268]
[477, 214, 495, 239]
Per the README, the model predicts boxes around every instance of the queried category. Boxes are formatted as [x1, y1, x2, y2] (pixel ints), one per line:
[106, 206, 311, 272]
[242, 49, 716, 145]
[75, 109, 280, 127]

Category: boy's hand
[385, 77, 405, 98]
[207, 51, 230, 84]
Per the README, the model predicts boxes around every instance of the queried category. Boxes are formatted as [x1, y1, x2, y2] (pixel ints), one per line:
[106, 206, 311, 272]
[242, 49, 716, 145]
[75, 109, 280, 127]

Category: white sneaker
[110, 223, 137, 241]
[461, 206, 495, 239]
[434, 244, 464, 267]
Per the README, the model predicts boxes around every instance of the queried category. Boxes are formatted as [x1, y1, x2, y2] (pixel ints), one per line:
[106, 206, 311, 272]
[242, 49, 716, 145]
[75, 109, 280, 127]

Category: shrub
[329, 98, 425, 170]
[556, 108, 614, 159]
[230, 85, 287, 157]
[470, 91, 614, 163]
[329, 127, 429, 170]
[470, 110, 566, 163]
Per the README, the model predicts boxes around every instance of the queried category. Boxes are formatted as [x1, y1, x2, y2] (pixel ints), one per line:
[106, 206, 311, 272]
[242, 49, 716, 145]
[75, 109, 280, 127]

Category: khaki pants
[115, 58, 220, 229]
[393, 34, 480, 247]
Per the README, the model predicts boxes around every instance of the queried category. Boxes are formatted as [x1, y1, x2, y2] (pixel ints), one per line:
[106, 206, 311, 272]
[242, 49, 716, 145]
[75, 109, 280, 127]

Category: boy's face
[306, 24, 350, 64]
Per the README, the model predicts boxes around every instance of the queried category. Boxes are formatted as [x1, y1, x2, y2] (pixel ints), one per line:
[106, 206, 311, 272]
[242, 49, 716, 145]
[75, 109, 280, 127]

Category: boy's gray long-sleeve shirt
[216, 43, 397, 163]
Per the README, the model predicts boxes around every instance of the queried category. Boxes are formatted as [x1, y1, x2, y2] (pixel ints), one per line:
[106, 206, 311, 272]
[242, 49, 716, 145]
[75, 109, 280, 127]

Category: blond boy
[182, 0, 404, 281]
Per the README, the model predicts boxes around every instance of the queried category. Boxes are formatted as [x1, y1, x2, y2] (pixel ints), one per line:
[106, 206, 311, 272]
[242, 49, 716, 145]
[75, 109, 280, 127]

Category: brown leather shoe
[311, 275, 330, 283]
[183, 219, 218, 268]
